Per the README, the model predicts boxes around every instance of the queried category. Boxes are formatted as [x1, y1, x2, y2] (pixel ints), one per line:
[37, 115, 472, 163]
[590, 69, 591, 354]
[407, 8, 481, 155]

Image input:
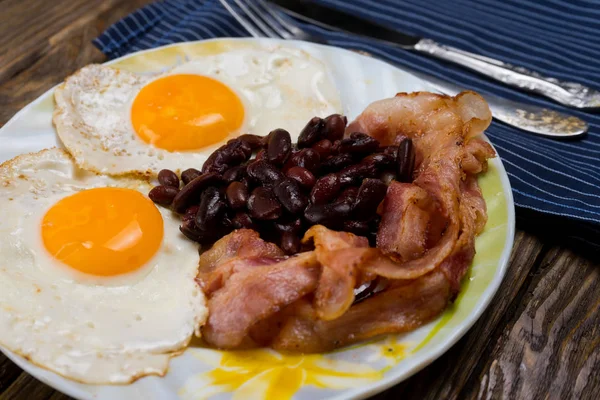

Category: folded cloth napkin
[94, 0, 600, 230]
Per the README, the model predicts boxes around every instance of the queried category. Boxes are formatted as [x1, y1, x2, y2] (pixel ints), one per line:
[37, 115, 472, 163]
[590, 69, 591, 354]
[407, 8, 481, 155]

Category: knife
[270, 0, 600, 110]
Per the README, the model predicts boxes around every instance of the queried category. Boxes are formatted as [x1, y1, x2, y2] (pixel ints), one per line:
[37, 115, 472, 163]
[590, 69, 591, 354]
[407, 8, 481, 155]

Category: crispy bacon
[271, 271, 451, 353]
[303, 226, 371, 320]
[201, 252, 319, 349]
[198, 229, 284, 273]
[197, 229, 284, 295]
[377, 182, 443, 262]
[462, 138, 496, 175]
[440, 175, 488, 293]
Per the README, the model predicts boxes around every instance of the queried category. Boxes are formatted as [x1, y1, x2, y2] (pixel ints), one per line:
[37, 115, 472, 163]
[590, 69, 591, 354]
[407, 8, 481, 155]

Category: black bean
[226, 181, 249, 210]
[298, 117, 325, 148]
[201, 144, 227, 174]
[338, 162, 378, 186]
[281, 232, 301, 255]
[228, 137, 253, 158]
[181, 168, 202, 185]
[322, 114, 347, 141]
[331, 139, 342, 154]
[367, 230, 378, 247]
[310, 174, 341, 205]
[320, 153, 354, 173]
[304, 200, 352, 226]
[312, 139, 332, 159]
[223, 165, 247, 183]
[273, 179, 308, 214]
[291, 148, 320, 173]
[361, 153, 395, 169]
[397, 138, 416, 183]
[158, 169, 179, 188]
[231, 211, 255, 229]
[183, 205, 200, 223]
[353, 179, 388, 218]
[267, 128, 292, 165]
[240, 176, 252, 190]
[382, 145, 399, 161]
[274, 217, 303, 234]
[285, 166, 316, 189]
[149, 185, 179, 206]
[336, 186, 359, 204]
[238, 134, 267, 150]
[246, 160, 285, 186]
[368, 215, 382, 231]
[202, 139, 251, 174]
[342, 220, 370, 235]
[172, 172, 223, 213]
[247, 187, 282, 220]
[255, 148, 266, 161]
[179, 219, 203, 242]
[195, 187, 227, 230]
[339, 132, 380, 155]
[180, 213, 221, 244]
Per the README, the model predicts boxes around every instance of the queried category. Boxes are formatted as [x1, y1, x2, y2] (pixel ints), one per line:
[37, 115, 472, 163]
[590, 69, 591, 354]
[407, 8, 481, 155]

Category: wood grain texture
[0, 1, 599, 399]
[462, 246, 600, 400]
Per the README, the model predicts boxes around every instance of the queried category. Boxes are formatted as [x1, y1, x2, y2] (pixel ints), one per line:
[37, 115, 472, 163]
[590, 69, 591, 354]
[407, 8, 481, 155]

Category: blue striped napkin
[94, 0, 600, 236]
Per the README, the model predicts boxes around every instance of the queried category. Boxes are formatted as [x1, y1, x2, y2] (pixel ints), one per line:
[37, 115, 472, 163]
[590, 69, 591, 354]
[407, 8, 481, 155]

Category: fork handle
[413, 39, 600, 109]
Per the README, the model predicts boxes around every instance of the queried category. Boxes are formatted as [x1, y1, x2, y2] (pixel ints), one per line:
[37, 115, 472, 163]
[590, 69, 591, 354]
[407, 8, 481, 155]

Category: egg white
[0, 148, 207, 384]
[53, 44, 342, 177]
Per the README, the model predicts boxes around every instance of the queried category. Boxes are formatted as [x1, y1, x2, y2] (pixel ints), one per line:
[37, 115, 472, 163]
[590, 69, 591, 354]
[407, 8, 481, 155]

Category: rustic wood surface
[0, 1, 598, 399]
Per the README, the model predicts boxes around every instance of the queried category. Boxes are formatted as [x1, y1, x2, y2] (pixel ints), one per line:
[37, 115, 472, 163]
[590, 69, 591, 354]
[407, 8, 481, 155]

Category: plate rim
[1, 37, 516, 400]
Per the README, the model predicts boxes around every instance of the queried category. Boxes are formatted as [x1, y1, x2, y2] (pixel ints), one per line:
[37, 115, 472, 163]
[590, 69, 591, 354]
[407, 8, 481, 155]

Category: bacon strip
[197, 229, 284, 295]
[271, 271, 451, 353]
[201, 252, 319, 349]
[303, 226, 370, 320]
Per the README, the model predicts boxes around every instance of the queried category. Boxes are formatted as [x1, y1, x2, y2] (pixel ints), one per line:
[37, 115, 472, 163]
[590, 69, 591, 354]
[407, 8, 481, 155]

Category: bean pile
[149, 114, 415, 254]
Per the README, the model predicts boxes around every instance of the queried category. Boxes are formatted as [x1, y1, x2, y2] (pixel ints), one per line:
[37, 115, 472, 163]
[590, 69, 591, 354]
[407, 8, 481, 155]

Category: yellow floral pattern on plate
[180, 348, 386, 400]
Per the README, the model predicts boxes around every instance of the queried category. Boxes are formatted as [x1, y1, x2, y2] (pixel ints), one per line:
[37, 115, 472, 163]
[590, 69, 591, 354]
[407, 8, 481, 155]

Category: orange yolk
[131, 74, 244, 152]
[41, 188, 164, 276]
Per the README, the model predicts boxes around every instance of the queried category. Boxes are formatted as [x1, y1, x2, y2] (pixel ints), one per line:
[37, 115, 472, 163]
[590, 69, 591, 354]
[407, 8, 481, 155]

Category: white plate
[0, 38, 515, 400]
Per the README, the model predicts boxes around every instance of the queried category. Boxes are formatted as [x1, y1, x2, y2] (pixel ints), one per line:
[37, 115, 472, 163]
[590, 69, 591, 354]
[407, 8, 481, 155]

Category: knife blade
[269, 0, 420, 48]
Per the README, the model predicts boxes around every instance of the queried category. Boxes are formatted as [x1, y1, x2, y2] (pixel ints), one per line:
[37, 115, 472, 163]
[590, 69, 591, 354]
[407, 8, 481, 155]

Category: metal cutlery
[219, 0, 588, 138]
[270, 0, 600, 110]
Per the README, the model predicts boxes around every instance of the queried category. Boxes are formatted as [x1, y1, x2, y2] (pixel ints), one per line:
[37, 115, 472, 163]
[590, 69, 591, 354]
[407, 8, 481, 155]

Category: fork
[218, 0, 588, 138]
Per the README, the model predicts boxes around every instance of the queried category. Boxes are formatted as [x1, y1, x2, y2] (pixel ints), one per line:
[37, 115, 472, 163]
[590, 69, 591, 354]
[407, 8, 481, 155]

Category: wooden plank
[460, 247, 600, 400]
[0, 372, 59, 400]
[0, 0, 150, 86]
[0, 0, 152, 126]
[373, 230, 547, 399]
[0, 355, 22, 394]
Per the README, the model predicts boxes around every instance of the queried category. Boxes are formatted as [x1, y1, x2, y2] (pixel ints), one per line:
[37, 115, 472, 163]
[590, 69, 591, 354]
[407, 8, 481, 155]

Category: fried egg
[0, 148, 207, 384]
[53, 45, 342, 176]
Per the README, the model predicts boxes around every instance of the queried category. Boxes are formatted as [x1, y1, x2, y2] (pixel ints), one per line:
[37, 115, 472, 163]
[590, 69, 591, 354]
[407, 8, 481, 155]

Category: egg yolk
[131, 74, 244, 152]
[41, 188, 164, 276]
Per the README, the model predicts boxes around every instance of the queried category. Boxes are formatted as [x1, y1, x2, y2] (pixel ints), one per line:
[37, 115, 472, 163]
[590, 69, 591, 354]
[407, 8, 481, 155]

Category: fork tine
[218, 0, 266, 38]
[231, 0, 280, 38]
[256, 0, 304, 37]
[251, 0, 295, 39]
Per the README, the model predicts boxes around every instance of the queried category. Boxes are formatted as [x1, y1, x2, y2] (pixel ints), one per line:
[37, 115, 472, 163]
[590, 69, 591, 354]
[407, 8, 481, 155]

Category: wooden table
[1, 1, 598, 399]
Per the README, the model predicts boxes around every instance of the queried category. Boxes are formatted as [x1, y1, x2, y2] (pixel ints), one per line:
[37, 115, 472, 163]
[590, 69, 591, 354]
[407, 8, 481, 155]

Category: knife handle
[413, 39, 600, 109]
